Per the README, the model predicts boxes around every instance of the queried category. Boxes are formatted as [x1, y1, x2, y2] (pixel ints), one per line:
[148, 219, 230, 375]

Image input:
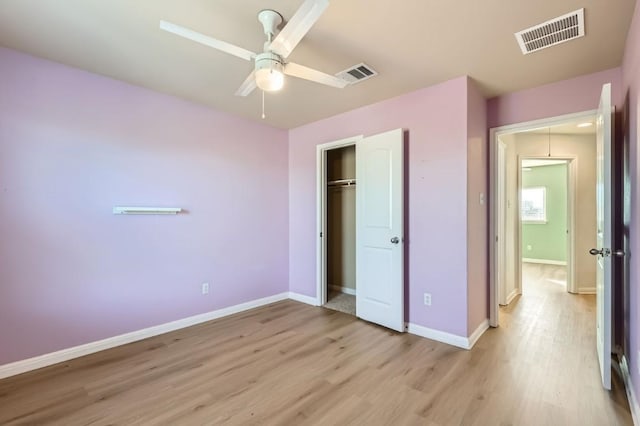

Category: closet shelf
[328, 178, 356, 187]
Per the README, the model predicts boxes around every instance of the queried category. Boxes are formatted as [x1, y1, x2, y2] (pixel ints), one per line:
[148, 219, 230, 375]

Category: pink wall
[622, 0, 640, 408]
[488, 68, 623, 129]
[288, 77, 474, 336]
[0, 48, 289, 365]
[466, 79, 488, 332]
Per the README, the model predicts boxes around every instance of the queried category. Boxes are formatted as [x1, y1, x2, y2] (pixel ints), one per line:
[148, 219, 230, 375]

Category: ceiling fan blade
[284, 62, 348, 89]
[268, 0, 329, 58]
[160, 20, 256, 61]
[235, 71, 257, 97]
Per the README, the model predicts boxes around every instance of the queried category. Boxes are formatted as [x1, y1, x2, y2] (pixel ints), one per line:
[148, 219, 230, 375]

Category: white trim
[407, 320, 489, 350]
[0, 293, 289, 380]
[329, 285, 356, 296]
[578, 287, 596, 295]
[408, 323, 469, 349]
[467, 320, 490, 349]
[489, 110, 594, 327]
[522, 258, 567, 266]
[620, 355, 640, 425]
[504, 288, 519, 305]
[288, 292, 320, 306]
[316, 135, 363, 308]
[496, 139, 507, 306]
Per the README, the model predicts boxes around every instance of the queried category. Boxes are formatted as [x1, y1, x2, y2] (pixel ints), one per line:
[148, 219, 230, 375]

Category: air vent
[335, 63, 378, 85]
[515, 8, 585, 55]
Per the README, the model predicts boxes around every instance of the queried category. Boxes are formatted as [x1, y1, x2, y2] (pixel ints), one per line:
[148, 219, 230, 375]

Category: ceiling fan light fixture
[255, 52, 284, 92]
[256, 67, 284, 92]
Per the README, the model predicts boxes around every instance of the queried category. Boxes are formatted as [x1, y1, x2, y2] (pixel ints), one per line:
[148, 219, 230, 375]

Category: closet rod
[327, 178, 356, 187]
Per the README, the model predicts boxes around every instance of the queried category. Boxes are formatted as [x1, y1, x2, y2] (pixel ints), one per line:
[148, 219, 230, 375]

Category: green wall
[521, 163, 567, 262]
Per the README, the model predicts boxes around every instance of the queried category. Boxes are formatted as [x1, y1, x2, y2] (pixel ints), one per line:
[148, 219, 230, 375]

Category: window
[521, 187, 546, 223]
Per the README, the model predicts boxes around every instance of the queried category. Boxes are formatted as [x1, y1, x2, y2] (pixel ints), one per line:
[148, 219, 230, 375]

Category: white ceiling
[0, 0, 636, 129]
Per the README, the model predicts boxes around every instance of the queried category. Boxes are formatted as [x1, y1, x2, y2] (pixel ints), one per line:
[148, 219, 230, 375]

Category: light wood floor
[0, 267, 632, 425]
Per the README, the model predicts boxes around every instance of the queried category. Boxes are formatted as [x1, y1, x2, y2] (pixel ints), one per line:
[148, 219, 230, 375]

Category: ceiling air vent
[515, 8, 585, 55]
[335, 63, 378, 85]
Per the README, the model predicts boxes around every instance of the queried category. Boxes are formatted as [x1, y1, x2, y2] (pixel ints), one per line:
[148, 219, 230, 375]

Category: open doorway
[492, 113, 597, 318]
[520, 159, 570, 305]
[490, 85, 616, 390]
[324, 145, 357, 315]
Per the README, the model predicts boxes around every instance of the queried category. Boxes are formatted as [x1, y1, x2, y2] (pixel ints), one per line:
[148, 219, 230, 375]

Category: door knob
[390, 237, 400, 244]
[613, 250, 626, 257]
[589, 248, 603, 256]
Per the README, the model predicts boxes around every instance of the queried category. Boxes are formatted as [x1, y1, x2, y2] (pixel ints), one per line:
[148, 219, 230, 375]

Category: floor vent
[515, 8, 585, 55]
[335, 63, 377, 85]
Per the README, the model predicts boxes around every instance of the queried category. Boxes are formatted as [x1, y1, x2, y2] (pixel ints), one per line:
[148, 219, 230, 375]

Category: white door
[355, 128, 404, 332]
[593, 83, 613, 390]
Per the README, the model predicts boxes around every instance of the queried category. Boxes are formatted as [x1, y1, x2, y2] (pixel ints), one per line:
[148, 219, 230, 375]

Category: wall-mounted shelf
[113, 206, 182, 215]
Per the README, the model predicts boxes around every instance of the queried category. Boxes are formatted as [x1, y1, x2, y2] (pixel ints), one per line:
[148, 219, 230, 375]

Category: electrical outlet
[527, 245, 532, 251]
[201, 282, 209, 295]
[423, 293, 432, 306]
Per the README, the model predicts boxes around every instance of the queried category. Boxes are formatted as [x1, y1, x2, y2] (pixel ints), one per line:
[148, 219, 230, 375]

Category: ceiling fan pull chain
[262, 90, 266, 119]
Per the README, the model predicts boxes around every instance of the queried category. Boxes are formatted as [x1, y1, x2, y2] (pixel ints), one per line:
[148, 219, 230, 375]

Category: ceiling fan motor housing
[255, 52, 285, 91]
[257, 9, 283, 38]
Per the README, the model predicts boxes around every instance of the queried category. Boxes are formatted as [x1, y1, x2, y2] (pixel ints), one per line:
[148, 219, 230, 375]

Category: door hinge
[320, 232, 323, 238]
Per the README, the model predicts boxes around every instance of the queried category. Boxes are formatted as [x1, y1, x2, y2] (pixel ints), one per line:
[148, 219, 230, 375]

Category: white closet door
[356, 128, 404, 331]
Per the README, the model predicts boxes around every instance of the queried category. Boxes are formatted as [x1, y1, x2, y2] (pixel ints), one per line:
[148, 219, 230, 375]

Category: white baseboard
[329, 285, 356, 296]
[467, 320, 490, 349]
[578, 287, 596, 295]
[0, 292, 290, 380]
[408, 319, 490, 350]
[522, 258, 567, 266]
[620, 355, 640, 425]
[506, 289, 519, 305]
[408, 323, 468, 349]
[288, 292, 320, 306]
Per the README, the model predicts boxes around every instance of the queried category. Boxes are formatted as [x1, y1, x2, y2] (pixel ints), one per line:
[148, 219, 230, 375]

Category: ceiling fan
[159, 0, 348, 97]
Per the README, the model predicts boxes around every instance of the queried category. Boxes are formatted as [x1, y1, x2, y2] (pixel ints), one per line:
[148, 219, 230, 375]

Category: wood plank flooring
[0, 266, 632, 425]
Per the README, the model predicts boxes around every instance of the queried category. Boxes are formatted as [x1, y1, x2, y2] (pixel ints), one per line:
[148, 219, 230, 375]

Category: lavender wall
[466, 79, 488, 332]
[0, 48, 289, 365]
[289, 77, 474, 336]
[622, 0, 640, 408]
[488, 68, 623, 129]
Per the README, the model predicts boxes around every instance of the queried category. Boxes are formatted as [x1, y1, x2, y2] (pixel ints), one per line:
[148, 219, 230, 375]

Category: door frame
[496, 139, 507, 305]
[489, 110, 596, 327]
[316, 135, 363, 306]
[516, 156, 577, 297]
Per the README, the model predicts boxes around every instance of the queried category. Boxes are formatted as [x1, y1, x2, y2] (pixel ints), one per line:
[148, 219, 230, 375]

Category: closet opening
[323, 145, 356, 315]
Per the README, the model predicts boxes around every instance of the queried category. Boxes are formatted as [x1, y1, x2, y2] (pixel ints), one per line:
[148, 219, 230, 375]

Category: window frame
[521, 186, 547, 224]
